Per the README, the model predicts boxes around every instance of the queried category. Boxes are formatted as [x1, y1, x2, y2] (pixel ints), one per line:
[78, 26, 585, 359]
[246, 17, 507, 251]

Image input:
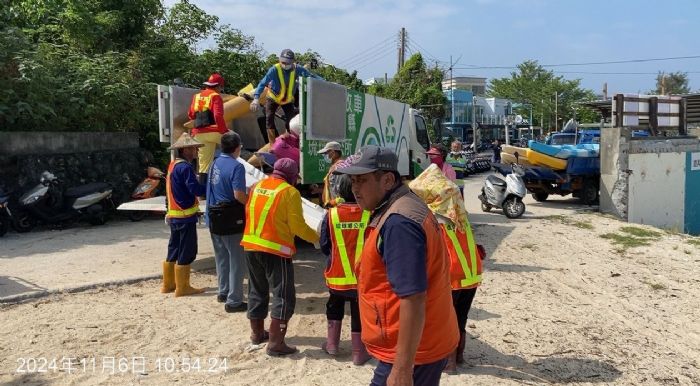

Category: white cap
[317, 141, 342, 154]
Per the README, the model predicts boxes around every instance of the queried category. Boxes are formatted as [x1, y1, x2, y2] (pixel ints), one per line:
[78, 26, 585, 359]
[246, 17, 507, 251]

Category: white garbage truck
[118, 77, 433, 229]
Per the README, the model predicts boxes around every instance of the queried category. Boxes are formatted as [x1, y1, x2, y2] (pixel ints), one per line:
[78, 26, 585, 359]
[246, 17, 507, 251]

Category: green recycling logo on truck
[299, 79, 427, 184]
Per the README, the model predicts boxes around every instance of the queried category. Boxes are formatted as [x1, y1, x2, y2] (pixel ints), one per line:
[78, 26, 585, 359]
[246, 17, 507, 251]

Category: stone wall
[0, 132, 153, 206]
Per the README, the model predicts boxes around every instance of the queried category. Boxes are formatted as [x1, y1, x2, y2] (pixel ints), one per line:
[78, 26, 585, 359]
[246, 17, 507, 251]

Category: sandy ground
[1, 178, 699, 385]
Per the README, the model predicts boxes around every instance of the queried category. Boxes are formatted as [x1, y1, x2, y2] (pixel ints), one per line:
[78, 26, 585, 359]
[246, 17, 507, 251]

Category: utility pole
[450, 55, 454, 125]
[397, 27, 406, 73]
[555, 92, 559, 131]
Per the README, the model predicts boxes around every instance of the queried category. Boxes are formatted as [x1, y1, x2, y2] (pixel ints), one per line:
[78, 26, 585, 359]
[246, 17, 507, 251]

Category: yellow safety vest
[443, 219, 481, 288]
[268, 63, 295, 104]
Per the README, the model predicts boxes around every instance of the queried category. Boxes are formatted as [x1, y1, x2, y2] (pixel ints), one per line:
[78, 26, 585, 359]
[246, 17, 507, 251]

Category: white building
[442, 76, 487, 96]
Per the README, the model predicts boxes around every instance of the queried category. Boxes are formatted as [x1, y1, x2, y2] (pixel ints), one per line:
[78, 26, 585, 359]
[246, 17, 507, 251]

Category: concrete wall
[600, 127, 630, 218]
[0, 132, 139, 156]
[600, 131, 700, 234]
[628, 152, 685, 231]
[0, 132, 150, 205]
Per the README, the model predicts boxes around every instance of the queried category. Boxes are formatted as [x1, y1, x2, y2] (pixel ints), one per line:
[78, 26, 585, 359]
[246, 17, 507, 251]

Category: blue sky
[170, 0, 700, 94]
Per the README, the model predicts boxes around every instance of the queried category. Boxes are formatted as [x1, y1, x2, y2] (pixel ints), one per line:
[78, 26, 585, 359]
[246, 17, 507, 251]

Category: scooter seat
[65, 182, 111, 198]
[487, 175, 507, 187]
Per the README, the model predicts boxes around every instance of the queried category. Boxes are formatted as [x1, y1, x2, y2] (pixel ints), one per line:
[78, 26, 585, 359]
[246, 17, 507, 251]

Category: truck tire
[580, 180, 599, 205]
[532, 192, 549, 202]
[128, 210, 147, 222]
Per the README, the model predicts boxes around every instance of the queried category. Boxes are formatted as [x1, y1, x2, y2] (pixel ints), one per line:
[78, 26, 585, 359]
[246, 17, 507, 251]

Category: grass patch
[642, 279, 667, 290]
[544, 215, 594, 230]
[619, 226, 662, 238]
[600, 233, 652, 250]
[687, 238, 700, 247]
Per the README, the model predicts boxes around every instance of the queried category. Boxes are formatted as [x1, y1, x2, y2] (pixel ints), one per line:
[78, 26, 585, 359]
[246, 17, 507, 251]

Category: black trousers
[452, 287, 478, 333]
[263, 99, 295, 135]
[245, 251, 296, 321]
[326, 292, 361, 332]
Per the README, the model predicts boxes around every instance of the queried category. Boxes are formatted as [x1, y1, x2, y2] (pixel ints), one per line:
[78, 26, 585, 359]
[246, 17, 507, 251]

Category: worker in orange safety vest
[240, 158, 319, 356]
[319, 173, 371, 365]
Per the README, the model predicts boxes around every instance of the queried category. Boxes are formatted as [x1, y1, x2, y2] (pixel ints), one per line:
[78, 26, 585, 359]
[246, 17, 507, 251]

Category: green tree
[489, 60, 599, 129]
[653, 71, 690, 95]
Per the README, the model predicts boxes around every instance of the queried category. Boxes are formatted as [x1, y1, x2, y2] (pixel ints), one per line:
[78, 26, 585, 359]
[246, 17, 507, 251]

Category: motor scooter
[0, 187, 11, 237]
[15, 171, 113, 232]
[126, 166, 165, 221]
[478, 163, 527, 218]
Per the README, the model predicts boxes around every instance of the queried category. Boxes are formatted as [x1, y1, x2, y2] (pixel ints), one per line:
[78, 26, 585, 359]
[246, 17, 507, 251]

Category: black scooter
[15, 171, 114, 232]
[0, 187, 11, 237]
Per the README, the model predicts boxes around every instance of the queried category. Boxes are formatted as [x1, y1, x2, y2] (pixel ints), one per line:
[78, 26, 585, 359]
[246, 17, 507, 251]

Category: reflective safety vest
[357, 189, 458, 365]
[324, 205, 369, 291]
[439, 219, 482, 289]
[165, 159, 199, 219]
[268, 63, 295, 105]
[240, 178, 295, 257]
[191, 90, 220, 128]
[446, 153, 467, 172]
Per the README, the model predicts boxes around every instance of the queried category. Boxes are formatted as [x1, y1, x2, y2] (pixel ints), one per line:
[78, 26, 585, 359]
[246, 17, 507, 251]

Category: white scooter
[478, 163, 527, 218]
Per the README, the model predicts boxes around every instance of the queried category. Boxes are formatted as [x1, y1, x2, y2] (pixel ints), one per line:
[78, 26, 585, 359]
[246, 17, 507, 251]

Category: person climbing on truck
[250, 49, 322, 145]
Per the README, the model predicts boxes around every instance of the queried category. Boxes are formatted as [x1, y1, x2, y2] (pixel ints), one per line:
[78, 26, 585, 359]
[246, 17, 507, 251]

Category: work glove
[250, 98, 260, 112]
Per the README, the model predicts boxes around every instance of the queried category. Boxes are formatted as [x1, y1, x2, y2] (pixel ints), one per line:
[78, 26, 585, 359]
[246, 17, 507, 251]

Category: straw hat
[168, 132, 204, 150]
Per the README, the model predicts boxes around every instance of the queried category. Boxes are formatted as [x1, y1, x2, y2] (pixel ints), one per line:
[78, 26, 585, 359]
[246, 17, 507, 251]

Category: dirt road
[1, 179, 699, 385]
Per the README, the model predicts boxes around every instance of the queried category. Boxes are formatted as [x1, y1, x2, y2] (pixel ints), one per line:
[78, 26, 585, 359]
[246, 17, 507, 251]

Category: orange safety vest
[190, 89, 220, 131]
[165, 159, 199, 219]
[439, 220, 482, 290]
[324, 204, 369, 291]
[240, 178, 295, 257]
[357, 192, 458, 365]
[268, 63, 295, 105]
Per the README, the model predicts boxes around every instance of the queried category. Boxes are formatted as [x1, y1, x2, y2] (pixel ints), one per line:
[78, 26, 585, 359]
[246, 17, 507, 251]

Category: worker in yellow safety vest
[250, 49, 322, 144]
[162, 133, 207, 297]
[240, 157, 319, 356]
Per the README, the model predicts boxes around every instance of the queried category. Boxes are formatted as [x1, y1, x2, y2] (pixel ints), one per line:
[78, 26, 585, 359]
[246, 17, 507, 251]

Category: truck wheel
[503, 196, 526, 219]
[12, 213, 36, 233]
[580, 181, 599, 205]
[532, 192, 549, 202]
[128, 210, 147, 222]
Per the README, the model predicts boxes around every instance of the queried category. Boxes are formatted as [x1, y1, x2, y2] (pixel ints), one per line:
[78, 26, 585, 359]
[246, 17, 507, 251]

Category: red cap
[203, 73, 224, 87]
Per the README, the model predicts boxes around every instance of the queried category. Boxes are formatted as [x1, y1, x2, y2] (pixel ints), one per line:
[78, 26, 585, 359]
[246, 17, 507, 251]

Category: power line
[406, 36, 443, 64]
[453, 54, 700, 70]
[337, 39, 397, 69]
[334, 35, 396, 67]
[354, 49, 396, 71]
[341, 41, 397, 70]
[554, 70, 700, 75]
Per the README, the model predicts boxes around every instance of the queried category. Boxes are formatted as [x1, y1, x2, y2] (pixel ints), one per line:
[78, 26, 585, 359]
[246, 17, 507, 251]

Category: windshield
[415, 115, 430, 151]
[550, 134, 576, 145]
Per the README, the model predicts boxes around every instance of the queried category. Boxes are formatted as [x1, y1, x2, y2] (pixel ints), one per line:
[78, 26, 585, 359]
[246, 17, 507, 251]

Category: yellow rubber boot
[160, 261, 176, 293]
[174, 264, 205, 297]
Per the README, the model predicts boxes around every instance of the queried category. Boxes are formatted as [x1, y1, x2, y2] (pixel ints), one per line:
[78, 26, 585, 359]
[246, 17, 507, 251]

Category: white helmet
[289, 115, 301, 136]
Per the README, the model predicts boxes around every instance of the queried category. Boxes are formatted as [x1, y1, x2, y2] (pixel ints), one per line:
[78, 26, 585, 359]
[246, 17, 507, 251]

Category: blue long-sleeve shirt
[254, 64, 322, 100]
[169, 160, 206, 224]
